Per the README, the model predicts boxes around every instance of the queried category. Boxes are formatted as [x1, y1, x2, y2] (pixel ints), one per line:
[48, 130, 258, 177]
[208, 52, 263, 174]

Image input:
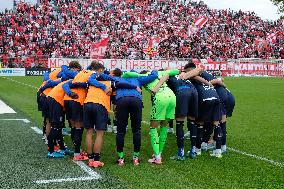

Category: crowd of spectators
[0, 0, 283, 67]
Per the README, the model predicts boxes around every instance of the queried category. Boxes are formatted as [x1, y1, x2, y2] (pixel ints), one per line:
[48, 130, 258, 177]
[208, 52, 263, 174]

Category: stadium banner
[48, 58, 231, 72]
[48, 58, 189, 71]
[48, 58, 283, 76]
[25, 68, 50, 76]
[0, 68, 25, 76]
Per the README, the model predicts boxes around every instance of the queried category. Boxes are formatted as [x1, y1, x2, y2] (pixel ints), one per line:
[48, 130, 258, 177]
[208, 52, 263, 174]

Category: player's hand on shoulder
[104, 87, 112, 96]
[178, 72, 186, 80]
[136, 86, 142, 93]
[70, 92, 79, 99]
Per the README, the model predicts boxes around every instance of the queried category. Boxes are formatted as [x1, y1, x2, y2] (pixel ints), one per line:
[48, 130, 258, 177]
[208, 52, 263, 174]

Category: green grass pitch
[0, 76, 283, 189]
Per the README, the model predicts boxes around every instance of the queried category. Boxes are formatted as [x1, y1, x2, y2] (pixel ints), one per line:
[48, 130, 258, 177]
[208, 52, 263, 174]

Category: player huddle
[37, 60, 235, 168]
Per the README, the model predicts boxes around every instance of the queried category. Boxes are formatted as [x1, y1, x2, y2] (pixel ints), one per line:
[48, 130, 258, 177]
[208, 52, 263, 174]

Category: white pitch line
[0, 100, 16, 114]
[4, 77, 38, 89]
[35, 176, 99, 184]
[29, 125, 102, 183]
[228, 147, 284, 168]
[0, 118, 30, 123]
[26, 115, 284, 169]
[73, 161, 101, 178]
[30, 127, 43, 135]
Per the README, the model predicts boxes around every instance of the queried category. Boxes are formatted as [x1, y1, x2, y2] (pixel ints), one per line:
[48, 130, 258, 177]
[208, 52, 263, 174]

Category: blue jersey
[191, 79, 219, 101]
[167, 75, 195, 94]
[90, 71, 158, 101]
[200, 71, 215, 81]
[200, 71, 230, 103]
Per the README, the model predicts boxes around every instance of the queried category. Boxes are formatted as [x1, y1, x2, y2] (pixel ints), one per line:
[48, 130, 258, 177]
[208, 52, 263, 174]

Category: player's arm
[39, 79, 61, 93]
[61, 65, 79, 81]
[165, 69, 180, 76]
[137, 70, 158, 86]
[179, 68, 203, 80]
[121, 71, 144, 78]
[192, 76, 213, 87]
[97, 73, 119, 82]
[62, 80, 84, 99]
[43, 72, 50, 81]
[88, 73, 112, 94]
[209, 78, 226, 87]
[111, 81, 141, 93]
[151, 74, 169, 94]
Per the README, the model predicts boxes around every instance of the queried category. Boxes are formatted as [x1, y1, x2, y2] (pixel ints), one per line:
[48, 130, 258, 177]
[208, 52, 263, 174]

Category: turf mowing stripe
[228, 147, 284, 168]
[31, 126, 43, 135]
[73, 161, 102, 178]
[3, 77, 38, 89]
[35, 176, 99, 184]
[0, 118, 30, 123]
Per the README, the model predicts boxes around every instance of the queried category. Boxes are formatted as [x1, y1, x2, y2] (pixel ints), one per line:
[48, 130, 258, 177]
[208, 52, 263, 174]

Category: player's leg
[168, 119, 175, 134]
[47, 97, 64, 158]
[112, 104, 117, 134]
[115, 97, 130, 165]
[148, 120, 161, 164]
[210, 100, 223, 158]
[129, 97, 143, 165]
[89, 104, 108, 167]
[221, 91, 235, 153]
[83, 103, 96, 166]
[148, 95, 167, 164]
[187, 90, 199, 158]
[67, 101, 86, 160]
[41, 94, 50, 144]
[171, 90, 188, 160]
[220, 115, 227, 153]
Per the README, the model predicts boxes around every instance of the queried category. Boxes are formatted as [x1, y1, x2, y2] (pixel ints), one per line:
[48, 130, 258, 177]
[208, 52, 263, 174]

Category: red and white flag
[90, 38, 109, 59]
[194, 17, 208, 28]
[267, 32, 278, 43]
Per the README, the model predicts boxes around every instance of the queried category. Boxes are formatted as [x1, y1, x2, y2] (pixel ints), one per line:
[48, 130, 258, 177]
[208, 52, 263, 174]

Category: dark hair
[184, 59, 196, 70]
[69, 61, 82, 70]
[112, 68, 122, 77]
[139, 70, 148, 74]
[89, 61, 105, 71]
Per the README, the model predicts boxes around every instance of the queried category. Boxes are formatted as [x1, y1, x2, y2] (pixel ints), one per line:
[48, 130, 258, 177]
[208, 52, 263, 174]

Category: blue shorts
[39, 94, 49, 118]
[198, 98, 222, 122]
[216, 87, 235, 117]
[226, 92, 235, 117]
[216, 87, 228, 116]
[175, 88, 198, 118]
[47, 97, 65, 127]
[64, 100, 83, 122]
[83, 103, 108, 131]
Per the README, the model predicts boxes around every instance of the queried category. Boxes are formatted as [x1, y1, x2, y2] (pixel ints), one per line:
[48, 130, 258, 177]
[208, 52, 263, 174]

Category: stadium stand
[0, 0, 283, 67]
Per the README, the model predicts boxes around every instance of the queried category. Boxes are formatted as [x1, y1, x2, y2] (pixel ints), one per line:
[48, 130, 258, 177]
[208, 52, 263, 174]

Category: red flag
[90, 38, 109, 59]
